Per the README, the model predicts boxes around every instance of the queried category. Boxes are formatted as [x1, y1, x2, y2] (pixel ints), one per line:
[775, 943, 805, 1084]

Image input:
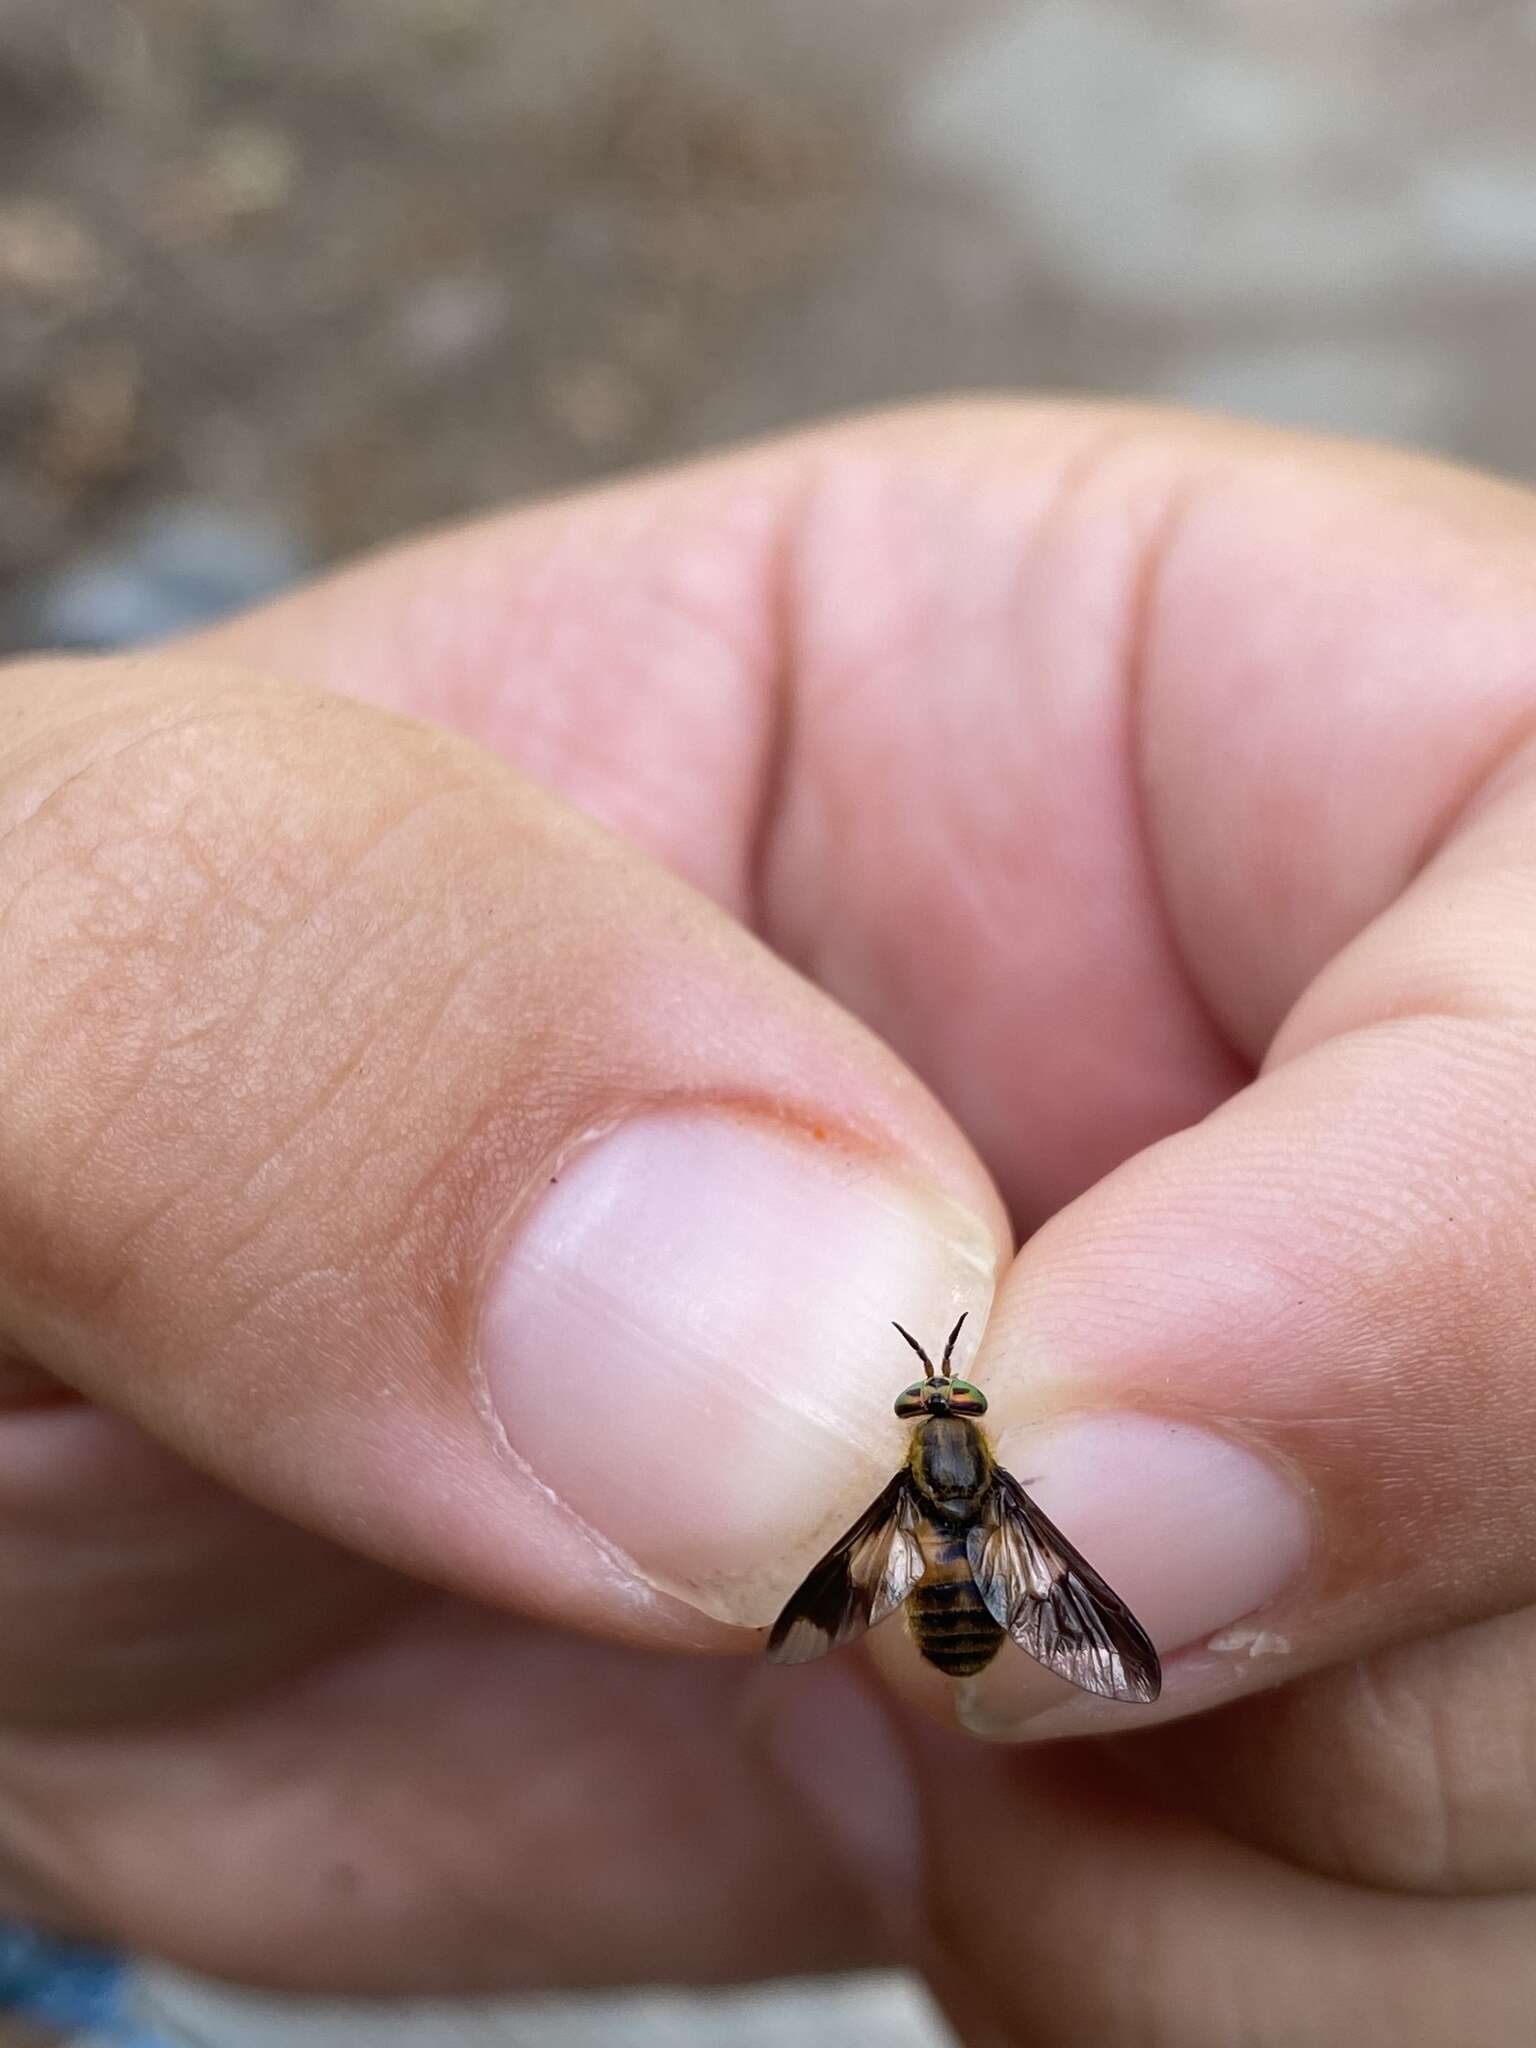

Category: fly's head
[890, 1313, 987, 1420]
[894, 1375, 987, 1419]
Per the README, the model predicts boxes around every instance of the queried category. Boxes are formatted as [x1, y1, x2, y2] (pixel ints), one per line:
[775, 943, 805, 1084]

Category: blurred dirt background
[8, 0, 1536, 653]
[2, 0, 974, 646]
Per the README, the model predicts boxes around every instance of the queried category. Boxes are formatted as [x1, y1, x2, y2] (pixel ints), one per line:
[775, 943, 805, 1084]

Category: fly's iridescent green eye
[946, 1380, 988, 1415]
[894, 1382, 929, 1417]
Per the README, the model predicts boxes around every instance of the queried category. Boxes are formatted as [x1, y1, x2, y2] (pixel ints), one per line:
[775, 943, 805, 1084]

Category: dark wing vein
[766, 1471, 925, 1665]
[966, 1468, 1161, 1703]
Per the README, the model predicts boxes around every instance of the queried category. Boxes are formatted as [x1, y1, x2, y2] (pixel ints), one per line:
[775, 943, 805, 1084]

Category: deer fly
[766, 1316, 1161, 1702]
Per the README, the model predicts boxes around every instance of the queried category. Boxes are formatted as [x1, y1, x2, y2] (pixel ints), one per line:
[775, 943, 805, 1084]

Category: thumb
[0, 655, 1005, 1642]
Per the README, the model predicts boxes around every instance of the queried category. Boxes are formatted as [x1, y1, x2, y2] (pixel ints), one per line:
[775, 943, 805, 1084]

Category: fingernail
[954, 1412, 1311, 1738]
[480, 1111, 1001, 1624]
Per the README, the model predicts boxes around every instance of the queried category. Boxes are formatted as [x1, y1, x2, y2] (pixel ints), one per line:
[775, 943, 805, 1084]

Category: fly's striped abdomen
[908, 1523, 1003, 1677]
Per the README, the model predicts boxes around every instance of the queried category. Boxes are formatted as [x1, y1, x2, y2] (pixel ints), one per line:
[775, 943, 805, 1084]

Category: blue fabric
[0, 1921, 162, 2042]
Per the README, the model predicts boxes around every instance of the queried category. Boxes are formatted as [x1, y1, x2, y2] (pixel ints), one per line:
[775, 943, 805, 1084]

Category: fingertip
[481, 1108, 1004, 1625]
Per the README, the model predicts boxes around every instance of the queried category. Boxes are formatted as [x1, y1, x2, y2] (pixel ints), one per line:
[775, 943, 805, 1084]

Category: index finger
[187, 406, 1536, 1222]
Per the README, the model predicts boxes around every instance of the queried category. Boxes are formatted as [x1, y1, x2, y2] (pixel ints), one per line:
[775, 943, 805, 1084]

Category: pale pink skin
[2, 405, 1535, 2040]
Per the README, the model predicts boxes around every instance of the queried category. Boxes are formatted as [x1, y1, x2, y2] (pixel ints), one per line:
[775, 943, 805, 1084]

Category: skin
[1, 402, 1536, 2041]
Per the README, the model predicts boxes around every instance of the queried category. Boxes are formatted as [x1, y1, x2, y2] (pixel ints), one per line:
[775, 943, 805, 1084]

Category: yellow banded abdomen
[908, 1524, 1003, 1677]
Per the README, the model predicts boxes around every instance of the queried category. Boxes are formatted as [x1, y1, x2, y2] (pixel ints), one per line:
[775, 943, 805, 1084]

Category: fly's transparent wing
[766, 1472, 925, 1665]
[966, 1468, 1161, 1703]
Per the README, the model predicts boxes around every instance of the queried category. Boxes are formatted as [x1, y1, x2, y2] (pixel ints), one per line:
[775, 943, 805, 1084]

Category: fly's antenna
[892, 1321, 936, 1380]
[940, 1312, 968, 1378]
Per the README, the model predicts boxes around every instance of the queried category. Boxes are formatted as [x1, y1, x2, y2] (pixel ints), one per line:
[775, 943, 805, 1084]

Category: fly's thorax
[908, 1413, 993, 1511]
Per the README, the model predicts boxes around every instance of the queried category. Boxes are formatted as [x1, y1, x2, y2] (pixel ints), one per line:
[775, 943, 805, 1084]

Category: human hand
[2, 404, 1534, 2043]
